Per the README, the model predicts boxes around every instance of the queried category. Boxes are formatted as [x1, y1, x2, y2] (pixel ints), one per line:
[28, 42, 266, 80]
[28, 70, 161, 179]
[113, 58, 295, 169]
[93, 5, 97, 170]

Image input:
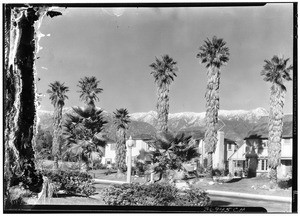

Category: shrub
[278, 179, 292, 189]
[40, 169, 96, 197]
[102, 183, 210, 206]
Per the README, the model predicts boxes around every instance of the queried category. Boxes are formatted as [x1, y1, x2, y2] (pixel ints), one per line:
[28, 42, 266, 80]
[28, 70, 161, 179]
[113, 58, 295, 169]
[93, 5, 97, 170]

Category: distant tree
[113, 108, 131, 176]
[47, 81, 69, 169]
[77, 76, 103, 110]
[62, 107, 107, 172]
[261, 55, 292, 185]
[196, 36, 230, 178]
[150, 55, 178, 133]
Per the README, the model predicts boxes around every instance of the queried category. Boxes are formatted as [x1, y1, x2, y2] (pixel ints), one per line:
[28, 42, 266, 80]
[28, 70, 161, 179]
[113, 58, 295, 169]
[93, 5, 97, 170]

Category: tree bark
[52, 105, 63, 169]
[268, 84, 285, 185]
[4, 6, 48, 207]
[115, 128, 127, 176]
[157, 82, 170, 133]
[204, 66, 220, 178]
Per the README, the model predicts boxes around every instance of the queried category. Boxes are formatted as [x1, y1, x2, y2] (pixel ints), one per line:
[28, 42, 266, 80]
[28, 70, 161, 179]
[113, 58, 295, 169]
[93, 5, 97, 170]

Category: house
[182, 130, 238, 171]
[101, 134, 153, 165]
[229, 115, 293, 177]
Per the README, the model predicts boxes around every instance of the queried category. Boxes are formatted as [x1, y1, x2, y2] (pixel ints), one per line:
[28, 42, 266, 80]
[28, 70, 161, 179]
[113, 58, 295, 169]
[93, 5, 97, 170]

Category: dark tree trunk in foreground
[4, 5, 48, 208]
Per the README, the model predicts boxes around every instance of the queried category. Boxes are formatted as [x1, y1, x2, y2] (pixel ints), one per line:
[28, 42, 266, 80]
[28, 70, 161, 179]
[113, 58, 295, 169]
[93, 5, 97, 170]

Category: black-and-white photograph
[3, 2, 297, 213]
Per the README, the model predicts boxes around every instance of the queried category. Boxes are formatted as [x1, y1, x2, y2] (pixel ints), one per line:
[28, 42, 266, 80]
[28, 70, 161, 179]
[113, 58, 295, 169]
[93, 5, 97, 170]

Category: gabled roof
[244, 114, 293, 140]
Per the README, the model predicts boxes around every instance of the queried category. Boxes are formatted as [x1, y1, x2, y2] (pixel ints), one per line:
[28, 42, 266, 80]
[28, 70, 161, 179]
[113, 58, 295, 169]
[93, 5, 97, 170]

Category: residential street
[209, 195, 292, 213]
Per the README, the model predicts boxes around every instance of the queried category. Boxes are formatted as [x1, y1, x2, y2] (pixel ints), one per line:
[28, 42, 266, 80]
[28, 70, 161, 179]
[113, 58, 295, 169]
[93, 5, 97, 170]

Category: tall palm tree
[47, 81, 69, 169]
[113, 108, 131, 176]
[261, 55, 292, 185]
[150, 55, 178, 133]
[196, 36, 230, 178]
[77, 76, 103, 110]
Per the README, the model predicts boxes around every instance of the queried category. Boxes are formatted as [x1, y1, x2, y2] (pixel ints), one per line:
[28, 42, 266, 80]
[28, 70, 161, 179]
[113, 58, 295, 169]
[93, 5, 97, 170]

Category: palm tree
[146, 131, 199, 182]
[150, 55, 178, 133]
[196, 36, 230, 178]
[62, 107, 107, 172]
[47, 81, 69, 169]
[261, 55, 292, 185]
[113, 108, 131, 176]
[77, 76, 103, 110]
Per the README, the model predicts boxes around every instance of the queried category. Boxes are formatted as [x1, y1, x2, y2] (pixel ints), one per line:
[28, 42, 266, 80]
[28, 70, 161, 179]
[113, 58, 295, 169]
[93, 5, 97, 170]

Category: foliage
[102, 183, 210, 206]
[212, 168, 228, 177]
[40, 169, 96, 197]
[145, 132, 199, 181]
[35, 126, 53, 160]
[196, 36, 230, 68]
[77, 76, 103, 108]
[62, 107, 107, 171]
[277, 178, 292, 189]
[150, 54, 178, 133]
[46, 81, 69, 107]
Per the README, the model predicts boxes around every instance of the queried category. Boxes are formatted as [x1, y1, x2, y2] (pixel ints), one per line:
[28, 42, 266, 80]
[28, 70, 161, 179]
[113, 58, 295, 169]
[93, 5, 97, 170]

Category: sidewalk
[207, 189, 292, 203]
[93, 178, 292, 203]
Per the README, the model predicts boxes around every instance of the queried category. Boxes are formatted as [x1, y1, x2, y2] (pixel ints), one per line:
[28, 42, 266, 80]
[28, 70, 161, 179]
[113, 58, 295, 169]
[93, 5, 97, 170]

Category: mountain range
[36, 107, 289, 145]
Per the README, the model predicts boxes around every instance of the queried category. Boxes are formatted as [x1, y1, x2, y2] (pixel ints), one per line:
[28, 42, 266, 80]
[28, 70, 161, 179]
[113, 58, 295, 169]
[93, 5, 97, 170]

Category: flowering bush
[102, 183, 210, 206]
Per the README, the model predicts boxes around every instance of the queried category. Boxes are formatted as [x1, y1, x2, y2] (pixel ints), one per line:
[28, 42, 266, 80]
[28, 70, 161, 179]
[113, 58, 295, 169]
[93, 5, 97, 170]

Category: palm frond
[196, 36, 230, 68]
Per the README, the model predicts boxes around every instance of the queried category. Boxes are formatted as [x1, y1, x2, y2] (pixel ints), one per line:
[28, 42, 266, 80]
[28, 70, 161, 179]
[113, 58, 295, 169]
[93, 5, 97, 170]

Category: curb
[207, 190, 292, 203]
[94, 179, 127, 185]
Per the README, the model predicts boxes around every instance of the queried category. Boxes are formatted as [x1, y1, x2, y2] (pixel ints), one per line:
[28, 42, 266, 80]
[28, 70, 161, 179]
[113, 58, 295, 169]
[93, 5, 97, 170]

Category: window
[228, 144, 232, 150]
[281, 160, 292, 166]
[105, 158, 112, 164]
[260, 159, 268, 171]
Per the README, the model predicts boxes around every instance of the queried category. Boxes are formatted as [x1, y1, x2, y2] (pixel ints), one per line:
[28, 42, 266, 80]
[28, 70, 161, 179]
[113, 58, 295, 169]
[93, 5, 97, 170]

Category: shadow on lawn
[226, 178, 243, 183]
[210, 200, 232, 206]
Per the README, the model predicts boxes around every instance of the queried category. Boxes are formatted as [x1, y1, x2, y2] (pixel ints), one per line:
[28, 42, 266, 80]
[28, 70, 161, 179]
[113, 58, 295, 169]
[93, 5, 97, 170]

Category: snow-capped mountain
[36, 107, 271, 142]
[130, 107, 269, 131]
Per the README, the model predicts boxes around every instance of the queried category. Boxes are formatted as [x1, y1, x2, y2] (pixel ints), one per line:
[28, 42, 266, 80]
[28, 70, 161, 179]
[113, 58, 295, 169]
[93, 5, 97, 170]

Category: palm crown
[77, 76, 103, 105]
[113, 108, 131, 130]
[261, 55, 292, 91]
[196, 36, 230, 68]
[150, 55, 178, 87]
[47, 81, 69, 107]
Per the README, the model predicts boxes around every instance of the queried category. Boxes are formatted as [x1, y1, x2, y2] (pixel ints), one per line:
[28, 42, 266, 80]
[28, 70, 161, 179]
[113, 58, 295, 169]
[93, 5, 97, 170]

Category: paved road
[209, 194, 292, 213]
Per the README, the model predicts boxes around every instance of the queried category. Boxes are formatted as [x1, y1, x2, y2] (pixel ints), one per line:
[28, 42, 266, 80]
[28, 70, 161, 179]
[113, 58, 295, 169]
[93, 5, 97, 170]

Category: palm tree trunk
[268, 84, 285, 185]
[115, 129, 127, 176]
[157, 83, 170, 133]
[204, 66, 220, 178]
[52, 105, 63, 170]
[206, 153, 213, 179]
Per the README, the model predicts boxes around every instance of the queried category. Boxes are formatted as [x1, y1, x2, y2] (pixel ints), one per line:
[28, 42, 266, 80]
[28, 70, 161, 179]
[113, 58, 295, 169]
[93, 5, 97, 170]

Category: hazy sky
[36, 3, 294, 114]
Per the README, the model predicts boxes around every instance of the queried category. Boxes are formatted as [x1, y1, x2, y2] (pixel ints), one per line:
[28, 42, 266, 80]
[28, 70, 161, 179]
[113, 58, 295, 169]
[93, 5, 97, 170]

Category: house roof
[244, 115, 293, 140]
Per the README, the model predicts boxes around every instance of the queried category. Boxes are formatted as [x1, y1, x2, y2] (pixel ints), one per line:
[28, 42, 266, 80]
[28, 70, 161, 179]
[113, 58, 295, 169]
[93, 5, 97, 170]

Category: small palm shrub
[102, 183, 211, 206]
[40, 169, 96, 197]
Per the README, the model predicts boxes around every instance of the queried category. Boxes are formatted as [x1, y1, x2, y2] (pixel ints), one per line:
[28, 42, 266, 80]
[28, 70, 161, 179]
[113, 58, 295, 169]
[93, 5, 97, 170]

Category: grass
[30, 160, 292, 206]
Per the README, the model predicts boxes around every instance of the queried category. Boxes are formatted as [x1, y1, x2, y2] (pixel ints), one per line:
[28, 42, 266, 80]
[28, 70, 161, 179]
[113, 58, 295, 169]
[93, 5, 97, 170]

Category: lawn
[29, 160, 292, 207]
[89, 169, 292, 197]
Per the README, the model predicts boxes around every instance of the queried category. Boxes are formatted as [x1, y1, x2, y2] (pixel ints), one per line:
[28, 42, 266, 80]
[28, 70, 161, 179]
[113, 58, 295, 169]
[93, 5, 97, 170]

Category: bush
[102, 183, 210, 206]
[40, 169, 96, 197]
[92, 162, 107, 170]
[278, 179, 292, 189]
